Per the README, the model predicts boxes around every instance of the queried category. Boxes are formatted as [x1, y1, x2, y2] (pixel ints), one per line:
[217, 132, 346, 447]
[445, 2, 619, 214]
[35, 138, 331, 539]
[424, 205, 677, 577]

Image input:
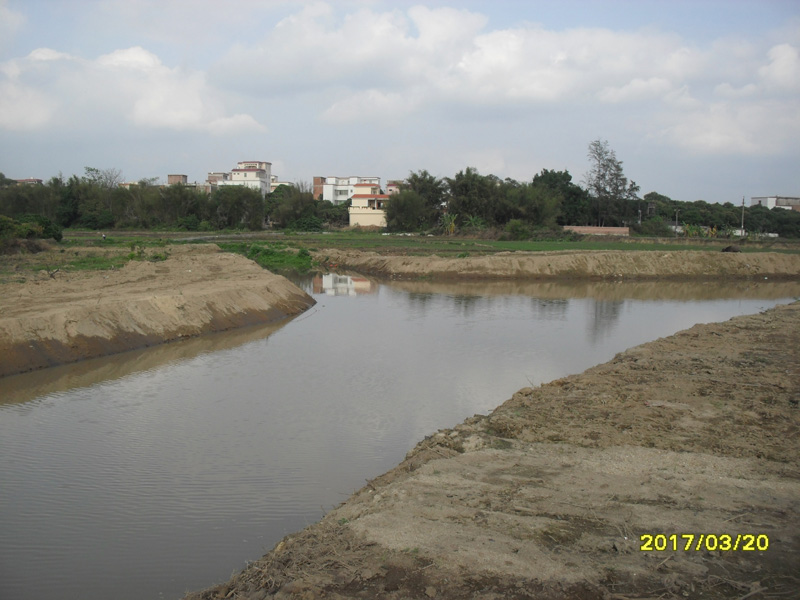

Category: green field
[61, 229, 800, 257]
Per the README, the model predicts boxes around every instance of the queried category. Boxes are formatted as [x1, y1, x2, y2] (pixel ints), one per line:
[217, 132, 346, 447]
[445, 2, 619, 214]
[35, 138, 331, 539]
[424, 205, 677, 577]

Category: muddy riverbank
[185, 300, 800, 600]
[0, 245, 315, 378]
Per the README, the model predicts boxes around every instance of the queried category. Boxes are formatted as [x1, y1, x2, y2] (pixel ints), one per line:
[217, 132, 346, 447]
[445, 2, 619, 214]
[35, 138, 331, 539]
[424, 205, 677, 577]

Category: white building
[751, 196, 800, 211]
[215, 161, 272, 196]
[313, 176, 381, 205]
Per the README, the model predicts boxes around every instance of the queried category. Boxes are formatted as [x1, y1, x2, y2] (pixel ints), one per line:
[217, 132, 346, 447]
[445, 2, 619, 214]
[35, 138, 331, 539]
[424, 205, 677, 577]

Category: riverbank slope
[0, 244, 315, 378]
[185, 300, 800, 600]
[316, 248, 800, 280]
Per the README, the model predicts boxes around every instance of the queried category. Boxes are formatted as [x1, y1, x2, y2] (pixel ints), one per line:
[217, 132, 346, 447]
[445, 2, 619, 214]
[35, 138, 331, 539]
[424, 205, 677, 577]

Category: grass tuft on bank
[218, 242, 314, 273]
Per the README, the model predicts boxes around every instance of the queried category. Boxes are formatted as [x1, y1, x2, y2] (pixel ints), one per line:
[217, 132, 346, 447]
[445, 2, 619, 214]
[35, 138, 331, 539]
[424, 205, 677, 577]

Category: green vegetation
[3, 139, 800, 240]
[218, 242, 314, 273]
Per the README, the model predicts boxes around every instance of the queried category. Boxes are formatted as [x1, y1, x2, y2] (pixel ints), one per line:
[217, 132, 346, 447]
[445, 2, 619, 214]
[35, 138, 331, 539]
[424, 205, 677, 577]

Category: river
[0, 275, 798, 600]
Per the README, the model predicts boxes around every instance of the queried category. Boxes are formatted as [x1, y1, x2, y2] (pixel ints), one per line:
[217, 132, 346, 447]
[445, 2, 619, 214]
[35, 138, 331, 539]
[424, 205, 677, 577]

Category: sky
[1, 0, 798, 204]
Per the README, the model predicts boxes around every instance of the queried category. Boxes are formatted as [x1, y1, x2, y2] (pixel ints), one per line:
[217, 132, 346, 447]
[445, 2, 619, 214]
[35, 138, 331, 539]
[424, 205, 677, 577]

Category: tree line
[0, 168, 349, 234]
[2, 140, 799, 238]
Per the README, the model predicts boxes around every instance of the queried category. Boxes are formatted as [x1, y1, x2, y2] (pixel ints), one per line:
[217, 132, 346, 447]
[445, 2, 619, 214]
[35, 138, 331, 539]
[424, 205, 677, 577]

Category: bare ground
[183, 302, 800, 599]
[314, 248, 800, 280]
[0, 244, 315, 377]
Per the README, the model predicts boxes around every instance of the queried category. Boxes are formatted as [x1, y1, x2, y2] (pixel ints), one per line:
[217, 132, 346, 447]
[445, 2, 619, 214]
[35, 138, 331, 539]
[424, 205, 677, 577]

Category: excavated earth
[314, 248, 800, 280]
[179, 249, 800, 600]
[2, 244, 799, 599]
[0, 244, 315, 378]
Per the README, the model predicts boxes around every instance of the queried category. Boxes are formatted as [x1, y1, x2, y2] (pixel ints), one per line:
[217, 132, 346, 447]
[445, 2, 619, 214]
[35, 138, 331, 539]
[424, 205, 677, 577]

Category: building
[216, 161, 272, 196]
[270, 175, 294, 193]
[14, 178, 43, 185]
[349, 182, 388, 227]
[313, 176, 382, 205]
[751, 196, 800, 212]
[386, 180, 403, 195]
[167, 174, 188, 185]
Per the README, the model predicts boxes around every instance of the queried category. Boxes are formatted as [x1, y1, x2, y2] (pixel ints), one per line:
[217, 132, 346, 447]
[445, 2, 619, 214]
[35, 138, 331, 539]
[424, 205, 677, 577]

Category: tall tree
[583, 140, 639, 226]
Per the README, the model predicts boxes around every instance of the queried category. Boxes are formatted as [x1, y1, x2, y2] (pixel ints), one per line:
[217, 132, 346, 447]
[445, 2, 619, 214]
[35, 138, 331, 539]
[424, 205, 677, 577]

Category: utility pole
[675, 209, 680, 237]
[741, 196, 745, 237]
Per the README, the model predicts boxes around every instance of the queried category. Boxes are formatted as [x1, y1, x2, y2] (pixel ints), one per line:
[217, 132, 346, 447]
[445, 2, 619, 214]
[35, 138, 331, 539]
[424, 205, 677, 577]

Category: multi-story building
[217, 161, 272, 196]
[349, 181, 388, 227]
[313, 176, 382, 205]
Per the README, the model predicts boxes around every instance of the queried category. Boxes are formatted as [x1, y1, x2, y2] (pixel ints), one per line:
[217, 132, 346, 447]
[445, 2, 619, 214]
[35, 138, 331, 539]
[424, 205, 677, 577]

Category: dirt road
[184, 300, 800, 600]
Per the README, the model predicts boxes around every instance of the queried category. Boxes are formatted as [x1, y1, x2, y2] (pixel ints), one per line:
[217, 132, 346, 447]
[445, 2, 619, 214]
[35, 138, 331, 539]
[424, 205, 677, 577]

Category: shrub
[18, 214, 63, 241]
[501, 219, 531, 241]
[177, 215, 200, 231]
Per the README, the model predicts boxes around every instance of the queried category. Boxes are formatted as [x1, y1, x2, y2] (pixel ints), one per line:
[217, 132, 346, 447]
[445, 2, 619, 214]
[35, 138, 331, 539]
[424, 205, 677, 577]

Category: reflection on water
[0, 318, 295, 406]
[312, 273, 376, 295]
[1, 273, 798, 600]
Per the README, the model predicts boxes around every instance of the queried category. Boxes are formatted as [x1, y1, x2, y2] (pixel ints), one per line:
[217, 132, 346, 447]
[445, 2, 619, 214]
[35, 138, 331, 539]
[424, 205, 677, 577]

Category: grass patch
[219, 242, 313, 273]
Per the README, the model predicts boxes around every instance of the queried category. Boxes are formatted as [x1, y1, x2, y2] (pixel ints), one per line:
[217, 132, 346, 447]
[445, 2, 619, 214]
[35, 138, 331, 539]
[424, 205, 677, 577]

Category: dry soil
[0, 244, 315, 377]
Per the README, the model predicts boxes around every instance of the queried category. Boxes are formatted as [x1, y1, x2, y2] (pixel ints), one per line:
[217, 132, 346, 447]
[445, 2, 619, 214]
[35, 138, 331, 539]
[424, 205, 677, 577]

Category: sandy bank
[185, 300, 800, 600]
[317, 248, 800, 280]
[0, 245, 315, 378]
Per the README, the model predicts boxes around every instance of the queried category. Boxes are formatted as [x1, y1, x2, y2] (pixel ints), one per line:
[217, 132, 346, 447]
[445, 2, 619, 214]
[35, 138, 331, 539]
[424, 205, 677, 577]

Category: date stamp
[640, 533, 769, 552]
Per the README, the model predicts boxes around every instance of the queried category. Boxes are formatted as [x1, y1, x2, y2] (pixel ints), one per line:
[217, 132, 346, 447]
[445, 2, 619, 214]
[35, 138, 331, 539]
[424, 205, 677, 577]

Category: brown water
[0, 275, 797, 600]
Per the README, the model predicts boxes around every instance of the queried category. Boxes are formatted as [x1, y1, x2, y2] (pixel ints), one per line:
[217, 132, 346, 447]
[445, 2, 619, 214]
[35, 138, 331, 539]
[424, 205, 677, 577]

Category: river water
[1, 275, 798, 600]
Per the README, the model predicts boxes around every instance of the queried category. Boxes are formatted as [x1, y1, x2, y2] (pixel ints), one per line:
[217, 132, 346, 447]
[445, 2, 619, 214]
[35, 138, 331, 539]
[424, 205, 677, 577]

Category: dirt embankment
[185, 301, 800, 600]
[316, 248, 800, 280]
[0, 244, 315, 378]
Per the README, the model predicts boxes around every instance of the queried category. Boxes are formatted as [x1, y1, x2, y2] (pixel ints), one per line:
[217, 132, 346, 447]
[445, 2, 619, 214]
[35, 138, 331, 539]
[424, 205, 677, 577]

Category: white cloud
[322, 88, 422, 123]
[213, 7, 709, 116]
[759, 43, 800, 91]
[0, 46, 265, 135]
[660, 100, 800, 156]
[598, 77, 673, 103]
[205, 4, 796, 159]
[28, 48, 73, 62]
[0, 0, 24, 49]
[0, 80, 56, 131]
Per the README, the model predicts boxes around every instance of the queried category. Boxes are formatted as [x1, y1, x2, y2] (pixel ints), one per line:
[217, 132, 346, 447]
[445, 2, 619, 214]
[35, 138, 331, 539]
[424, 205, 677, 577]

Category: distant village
[145, 160, 396, 228]
[9, 158, 800, 232]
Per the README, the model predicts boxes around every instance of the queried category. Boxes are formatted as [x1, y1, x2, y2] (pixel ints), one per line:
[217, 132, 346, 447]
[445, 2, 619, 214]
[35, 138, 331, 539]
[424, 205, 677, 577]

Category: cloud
[205, 3, 800, 158]
[659, 99, 800, 156]
[0, 0, 24, 49]
[0, 80, 57, 131]
[759, 43, 800, 91]
[212, 6, 705, 112]
[0, 45, 265, 135]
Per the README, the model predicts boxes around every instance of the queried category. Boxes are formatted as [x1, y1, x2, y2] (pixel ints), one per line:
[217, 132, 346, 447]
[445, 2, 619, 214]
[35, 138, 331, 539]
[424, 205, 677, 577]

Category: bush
[177, 215, 200, 231]
[289, 215, 324, 231]
[501, 219, 532, 241]
[18, 214, 63, 241]
[630, 216, 671, 237]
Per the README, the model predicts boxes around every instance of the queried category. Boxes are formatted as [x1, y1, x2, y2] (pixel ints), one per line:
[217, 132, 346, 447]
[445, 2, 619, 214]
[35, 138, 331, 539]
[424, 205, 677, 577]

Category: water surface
[1, 276, 797, 600]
